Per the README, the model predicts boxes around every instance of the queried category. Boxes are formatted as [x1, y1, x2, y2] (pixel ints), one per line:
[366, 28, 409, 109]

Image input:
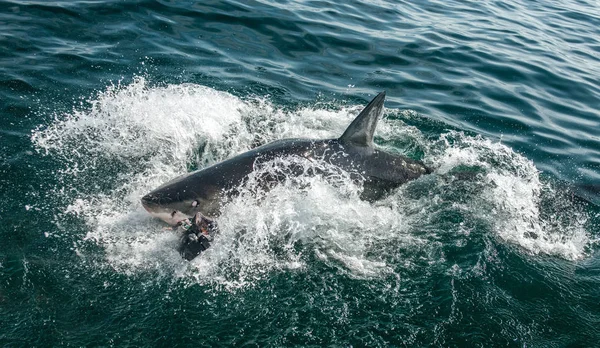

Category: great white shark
[142, 92, 431, 225]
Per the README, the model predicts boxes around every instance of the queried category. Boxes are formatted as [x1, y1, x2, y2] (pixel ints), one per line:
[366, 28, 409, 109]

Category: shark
[141, 92, 431, 225]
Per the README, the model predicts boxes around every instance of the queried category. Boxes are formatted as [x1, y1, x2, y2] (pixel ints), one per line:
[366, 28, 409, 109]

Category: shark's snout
[141, 191, 192, 225]
[141, 193, 158, 213]
[141, 193, 172, 216]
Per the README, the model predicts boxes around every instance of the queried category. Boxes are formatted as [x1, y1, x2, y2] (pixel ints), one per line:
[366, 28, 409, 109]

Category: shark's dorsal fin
[339, 91, 386, 147]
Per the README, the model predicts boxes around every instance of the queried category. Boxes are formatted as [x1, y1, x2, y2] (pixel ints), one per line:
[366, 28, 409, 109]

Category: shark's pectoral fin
[339, 91, 386, 147]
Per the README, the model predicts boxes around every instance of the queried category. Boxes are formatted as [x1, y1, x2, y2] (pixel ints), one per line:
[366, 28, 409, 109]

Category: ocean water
[1, 0, 600, 346]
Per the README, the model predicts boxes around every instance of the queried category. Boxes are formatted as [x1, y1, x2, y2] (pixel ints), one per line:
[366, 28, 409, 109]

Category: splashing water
[427, 132, 590, 260]
[31, 79, 592, 288]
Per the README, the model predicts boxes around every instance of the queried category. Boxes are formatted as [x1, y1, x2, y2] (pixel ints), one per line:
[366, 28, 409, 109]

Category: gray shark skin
[141, 92, 431, 225]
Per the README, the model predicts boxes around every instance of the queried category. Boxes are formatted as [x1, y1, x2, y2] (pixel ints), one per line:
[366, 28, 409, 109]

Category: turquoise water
[2, 0, 600, 346]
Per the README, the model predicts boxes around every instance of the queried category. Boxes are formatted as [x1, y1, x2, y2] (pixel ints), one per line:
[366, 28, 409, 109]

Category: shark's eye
[192, 200, 198, 207]
[171, 211, 177, 217]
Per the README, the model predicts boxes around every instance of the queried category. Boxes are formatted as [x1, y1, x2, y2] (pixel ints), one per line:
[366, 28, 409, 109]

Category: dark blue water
[2, 0, 600, 346]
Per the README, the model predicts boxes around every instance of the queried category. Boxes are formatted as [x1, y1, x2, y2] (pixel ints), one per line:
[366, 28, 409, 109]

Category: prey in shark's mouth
[141, 92, 431, 225]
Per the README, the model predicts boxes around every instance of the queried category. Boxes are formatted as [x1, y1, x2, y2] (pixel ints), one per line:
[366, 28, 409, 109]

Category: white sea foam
[428, 132, 590, 260]
[31, 79, 592, 287]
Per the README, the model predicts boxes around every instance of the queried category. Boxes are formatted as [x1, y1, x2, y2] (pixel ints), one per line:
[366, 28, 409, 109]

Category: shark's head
[141, 173, 221, 225]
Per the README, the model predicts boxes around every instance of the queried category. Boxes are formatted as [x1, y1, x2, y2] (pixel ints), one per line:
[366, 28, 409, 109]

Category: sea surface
[1, 0, 600, 346]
